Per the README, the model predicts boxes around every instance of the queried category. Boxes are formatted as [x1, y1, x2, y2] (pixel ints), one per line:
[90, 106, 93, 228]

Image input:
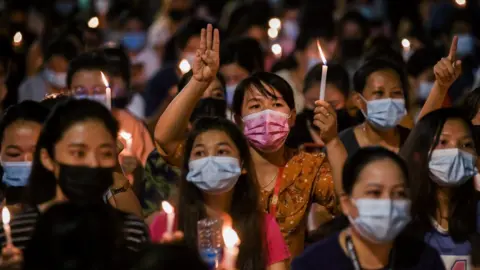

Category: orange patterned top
[259, 149, 337, 258]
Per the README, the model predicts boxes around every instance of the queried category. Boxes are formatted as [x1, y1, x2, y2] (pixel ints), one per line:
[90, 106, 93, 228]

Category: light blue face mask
[225, 84, 237, 108]
[307, 57, 321, 71]
[75, 94, 109, 108]
[283, 20, 299, 40]
[186, 156, 241, 194]
[457, 34, 475, 58]
[122, 32, 147, 52]
[429, 148, 478, 186]
[2, 161, 32, 187]
[417, 81, 434, 101]
[360, 97, 407, 130]
[349, 199, 411, 243]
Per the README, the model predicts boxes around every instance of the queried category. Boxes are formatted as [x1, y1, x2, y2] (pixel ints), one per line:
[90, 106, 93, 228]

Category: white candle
[162, 201, 175, 235]
[2, 207, 12, 247]
[401, 38, 411, 61]
[317, 40, 328, 100]
[222, 226, 240, 269]
[101, 72, 112, 110]
[119, 130, 133, 154]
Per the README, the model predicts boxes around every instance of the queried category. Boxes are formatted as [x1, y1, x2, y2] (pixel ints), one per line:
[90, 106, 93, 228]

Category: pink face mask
[242, 109, 290, 152]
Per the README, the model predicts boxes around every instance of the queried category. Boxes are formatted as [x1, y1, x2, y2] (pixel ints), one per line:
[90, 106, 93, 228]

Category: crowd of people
[0, 0, 479, 269]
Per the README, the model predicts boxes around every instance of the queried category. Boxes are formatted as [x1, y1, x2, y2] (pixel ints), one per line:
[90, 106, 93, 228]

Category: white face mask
[307, 57, 321, 71]
[43, 69, 67, 88]
[417, 81, 434, 101]
[349, 199, 411, 243]
[429, 148, 478, 186]
[225, 84, 237, 108]
[457, 34, 475, 58]
[186, 156, 242, 194]
[361, 97, 407, 130]
[76, 94, 110, 109]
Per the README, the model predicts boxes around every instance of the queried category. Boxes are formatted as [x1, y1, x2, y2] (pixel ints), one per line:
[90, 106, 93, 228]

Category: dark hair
[178, 117, 266, 270]
[67, 51, 110, 88]
[407, 47, 440, 78]
[163, 19, 211, 63]
[132, 244, 208, 270]
[0, 101, 49, 147]
[0, 35, 13, 72]
[40, 94, 71, 111]
[232, 72, 295, 115]
[339, 11, 369, 39]
[23, 203, 131, 270]
[353, 59, 409, 101]
[26, 99, 119, 205]
[44, 37, 80, 63]
[304, 63, 350, 97]
[399, 108, 477, 242]
[364, 40, 405, 67]
[101, 46, 131, 88]
[295, 26, 335, 52]
[456, 87, 480, 122]
[177, 70, 226, 93]
[227, 3, 270, 38]
[220, 37, 265, 73]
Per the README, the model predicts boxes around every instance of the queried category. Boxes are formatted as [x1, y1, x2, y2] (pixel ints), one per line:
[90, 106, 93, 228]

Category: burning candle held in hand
[222, 226, 240, 269]
[119, 130, 133, 154]
[316, 40, 328, 101]
[2, 207, 12, 246]
[162, 201, 175, 235]
[100, 72, 112, 110]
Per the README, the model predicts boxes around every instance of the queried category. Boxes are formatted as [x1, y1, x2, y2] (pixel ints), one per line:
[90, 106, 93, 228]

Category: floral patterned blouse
[259, 149, 337, 258]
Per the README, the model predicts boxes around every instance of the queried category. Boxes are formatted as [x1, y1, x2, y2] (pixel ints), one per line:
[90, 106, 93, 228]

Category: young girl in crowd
[400, 108, 478, 269]
[155, 24, 337, 257]
[293, 147, 445, 270]
[0, 101, 49, 215]
[149, 117, 290, 270]
[0, 99, 149, 268]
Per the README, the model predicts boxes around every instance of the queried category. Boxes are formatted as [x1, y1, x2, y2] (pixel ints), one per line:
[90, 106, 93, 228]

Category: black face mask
[341, 39, 365, 60]
[190, 98, 227, 122]
[169, 9, 189, 22]
[57, 163, 114, 204]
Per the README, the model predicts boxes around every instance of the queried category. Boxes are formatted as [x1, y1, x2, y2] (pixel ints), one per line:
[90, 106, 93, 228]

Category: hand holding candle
[119, 130, 133, 154]
[100, 72, 112, 110]
[222, 226, 240, 269]
[162, 201, 175, 235]
[316, 40, 328, 101]
[2, 207, 12, 247]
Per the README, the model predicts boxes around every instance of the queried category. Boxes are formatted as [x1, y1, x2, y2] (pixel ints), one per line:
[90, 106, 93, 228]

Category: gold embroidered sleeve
[312, 158, 338, 215]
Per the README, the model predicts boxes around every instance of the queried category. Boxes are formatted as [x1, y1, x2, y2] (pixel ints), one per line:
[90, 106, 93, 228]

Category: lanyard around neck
[345, 235, 394, 270]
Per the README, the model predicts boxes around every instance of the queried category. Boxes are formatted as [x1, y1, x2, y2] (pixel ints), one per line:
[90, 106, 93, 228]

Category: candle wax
[319, 65, 328, 100]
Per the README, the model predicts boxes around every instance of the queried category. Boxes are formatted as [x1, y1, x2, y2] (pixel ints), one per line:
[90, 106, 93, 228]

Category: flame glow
[162, 201, 174, 214]
[179, 59, 191, 74]
[2, 207, 10, 225]
[316, 40, 327, 65]
[222, 226, 240, 248]
[119, 130, 132, 141]
[13, 32, 22, 43]
[268, 18, 281, 30]
[271, 44, 282, 56]
[88, 17, 99, 29]
[268, 28, 279, 39]
[401, 38, 410, 48]
[455, 0, 466, 6]
[101, 72, 109, 88]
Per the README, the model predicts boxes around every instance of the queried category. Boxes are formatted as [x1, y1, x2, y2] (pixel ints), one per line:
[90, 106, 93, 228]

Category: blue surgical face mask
[122, 32, 147, 52]
[307, 57, 321, 71]
[349, 199, 411, 243]
[429, 148, 477, 186]
[43, 69, 67, 88]
[76, 94, 110, 109]
[2, 161, 32, 187]
[283, 20, 299, 40]
[360, 97, 407, 130]
[417, 81, 434, 101]
[55, 2, 75, 16]
[226, 84, 238, 108]
[457, 34, 475, 57]
[186, 156, 242, 194]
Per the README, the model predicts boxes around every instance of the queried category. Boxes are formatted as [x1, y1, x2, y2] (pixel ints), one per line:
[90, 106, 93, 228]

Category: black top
[339, 125, 410, 158]
[292, 232, 445, 270]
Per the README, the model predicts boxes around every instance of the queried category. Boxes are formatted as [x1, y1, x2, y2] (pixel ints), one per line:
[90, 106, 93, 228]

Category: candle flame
[13, 32, 22, 43]
[222, 226, 239, 248]
[316, 40, 327, 65]
[179, 59, 191, 74]
[119, 130, 132, 140]
[88, 17, 100, 29]
[2, 207, 10, 225]
[162, 201, 174, 214]
[100, 72, 109, 88]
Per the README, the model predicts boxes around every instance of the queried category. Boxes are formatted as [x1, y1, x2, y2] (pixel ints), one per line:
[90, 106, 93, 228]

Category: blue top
[424, 226, 471, 270]
[292, 232, 445, 270]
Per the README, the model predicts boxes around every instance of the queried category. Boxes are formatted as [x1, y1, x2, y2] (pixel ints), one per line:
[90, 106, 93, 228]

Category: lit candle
[88, 17, 99, 29]
[2, 207, 12, 247]
[100, 72, 112, 110]
[316, 40, 328, 101]
[12, 32, 22, 47]
[271, 43, 282, 59]
[119, 130, 133, 154]
[222, 226, 240, 269]
[178, 59, 191, 75]
[162, 201, 175, 235]
[401, 38, 411, 61]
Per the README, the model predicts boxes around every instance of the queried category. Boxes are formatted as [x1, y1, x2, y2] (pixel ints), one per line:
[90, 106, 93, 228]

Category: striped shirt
[0, 207, 150, 252]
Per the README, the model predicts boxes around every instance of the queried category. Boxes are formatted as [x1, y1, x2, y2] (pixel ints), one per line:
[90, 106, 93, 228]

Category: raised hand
[192, 24, 220, 83]
[313, 100, 338, 144]
[434, 36, 462, 89]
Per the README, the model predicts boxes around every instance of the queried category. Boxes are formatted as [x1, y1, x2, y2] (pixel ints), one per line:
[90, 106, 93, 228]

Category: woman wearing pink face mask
[154, 24, 337, 258]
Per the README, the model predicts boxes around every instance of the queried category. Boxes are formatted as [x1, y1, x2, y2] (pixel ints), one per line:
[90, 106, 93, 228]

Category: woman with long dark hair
[149, 117, 290, 270]
[400, 108, 478, 269]
[293, 147, 444, 270]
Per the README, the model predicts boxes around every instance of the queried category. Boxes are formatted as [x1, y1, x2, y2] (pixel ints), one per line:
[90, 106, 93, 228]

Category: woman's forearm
[153, 78, 209, 156]
[325, 137, 348, 196]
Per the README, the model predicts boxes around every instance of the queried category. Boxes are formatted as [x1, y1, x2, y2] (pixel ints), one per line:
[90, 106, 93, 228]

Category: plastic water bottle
[197, 218, 223, 270]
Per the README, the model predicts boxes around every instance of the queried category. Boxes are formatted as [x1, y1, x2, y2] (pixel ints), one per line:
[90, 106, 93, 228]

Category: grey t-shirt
[18, 75, 48, 102]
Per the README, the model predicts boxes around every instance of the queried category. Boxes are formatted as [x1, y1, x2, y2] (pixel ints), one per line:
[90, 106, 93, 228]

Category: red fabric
[149, 213, 290, 266]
